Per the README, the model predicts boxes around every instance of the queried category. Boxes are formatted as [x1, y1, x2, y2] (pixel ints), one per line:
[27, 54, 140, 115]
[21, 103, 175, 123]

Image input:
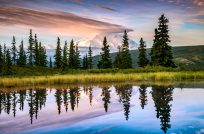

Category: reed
[0, 71, 204, 87]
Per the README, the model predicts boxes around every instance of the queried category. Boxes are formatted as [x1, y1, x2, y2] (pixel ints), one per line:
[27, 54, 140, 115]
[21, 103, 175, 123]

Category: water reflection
[151, 86, 173, 133]
[0, 84, 202, 134]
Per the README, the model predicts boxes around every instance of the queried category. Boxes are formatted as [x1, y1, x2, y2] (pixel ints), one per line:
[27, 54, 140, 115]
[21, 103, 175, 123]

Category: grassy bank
[2, 65, 203, 77]
[1, 71, 204, 87]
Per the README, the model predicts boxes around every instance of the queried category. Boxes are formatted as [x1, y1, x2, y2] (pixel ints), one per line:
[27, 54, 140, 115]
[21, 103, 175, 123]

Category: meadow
[1, 66, 204, 87]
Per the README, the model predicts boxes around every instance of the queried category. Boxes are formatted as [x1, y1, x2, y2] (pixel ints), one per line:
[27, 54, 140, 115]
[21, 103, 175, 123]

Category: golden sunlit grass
[0, 71, 204, 87]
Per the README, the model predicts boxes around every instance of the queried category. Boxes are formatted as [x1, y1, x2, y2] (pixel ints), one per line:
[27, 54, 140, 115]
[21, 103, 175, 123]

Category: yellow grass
[0, 71, 204, 87]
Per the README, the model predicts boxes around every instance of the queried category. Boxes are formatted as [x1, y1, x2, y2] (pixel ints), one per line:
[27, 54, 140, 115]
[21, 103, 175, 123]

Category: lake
[0, 83, 204, 134]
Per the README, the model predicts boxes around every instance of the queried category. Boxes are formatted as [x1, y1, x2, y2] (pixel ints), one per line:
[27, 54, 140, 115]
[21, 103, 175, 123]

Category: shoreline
[1, 71, 204, 88]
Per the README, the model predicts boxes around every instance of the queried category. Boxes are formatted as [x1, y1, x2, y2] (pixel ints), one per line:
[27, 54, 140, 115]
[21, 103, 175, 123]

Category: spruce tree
[121, 30, 132, 69]
[11, 36, 17, 65]
[74, 44, 80, 69]
[54, 37, 62, 68]
[150, 29, 160, 65]
[62, 41, 68, 70]
[5, 49, 12, 75]
[68, 40, 75, 69]
[114, 46, 122, 68]
[88, 45, 93, 69]
[28, 29, 34, 66]
[34, 34, 39, 66]
[39, 42, 47, 67]
[3, 44, 6, 63]
[49, 57, 52, 68]
[18, 40, 27, 66]
[150, 14, 175, 67]
[138, 38, 149, 67]
[0, 45, 3, 73]
[97, 37, 112, 69]
[82, 54, 88, 69]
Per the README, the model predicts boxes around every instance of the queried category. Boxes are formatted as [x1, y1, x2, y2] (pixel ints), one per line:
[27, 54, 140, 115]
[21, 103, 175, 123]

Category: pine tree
[5, 49, 12, 75]
[28, 29, 34, 66]
[114, 46, 122, 68]
[62, 41, 68, 70]
[150, 14, 175, 67]
[88, 45, 93, 69]
[49, 57, 52, 68]
[82, 54, 88, 69]
[3, 44, 6, 63]
[38, 42, 47, 67]
[54, 37, 62, 68]
[34, 34, 39, 66]
[17, 40, 27, 66]
[120, 30, 132, 69]
[74, 44, 80, 69]
[97, 37, 112, 69]
[138, 38, 149, 67]
[68, 40, 75, 69]
[0, 45, 3, 73]
[11, 36, 17, 65]
[150, 29, 160, 65]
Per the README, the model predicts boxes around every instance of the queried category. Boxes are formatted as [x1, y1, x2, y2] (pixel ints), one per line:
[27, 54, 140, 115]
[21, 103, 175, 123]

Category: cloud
[91, 4, 117, 12]
[0, 6, 131, 37]
[193, 0, 204, 7]
[191, 19, 204, 23]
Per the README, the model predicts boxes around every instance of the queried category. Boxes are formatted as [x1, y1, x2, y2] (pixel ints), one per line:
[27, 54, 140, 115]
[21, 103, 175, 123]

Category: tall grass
[0, 71, 204, 87]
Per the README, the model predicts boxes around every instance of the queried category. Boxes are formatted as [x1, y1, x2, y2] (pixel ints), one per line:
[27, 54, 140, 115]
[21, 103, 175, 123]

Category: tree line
[0, 14, 175, 75]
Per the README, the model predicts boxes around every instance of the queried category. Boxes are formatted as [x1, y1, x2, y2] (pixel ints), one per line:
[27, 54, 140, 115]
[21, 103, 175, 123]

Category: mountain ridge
[92, 45, 204, 68]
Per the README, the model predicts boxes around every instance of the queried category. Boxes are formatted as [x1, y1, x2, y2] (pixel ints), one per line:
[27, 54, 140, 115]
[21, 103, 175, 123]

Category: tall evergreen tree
[62, 41, 68, 70]
[68, 40, 75, 69]
[17, 40, 27, 66]
[49, 57, 52, 68]
[28, 29, 34, 66]
[11, 36, 17, 65]
[120, 30, 132, 69]
[0, 45, 3, 73]
[150, 14, 175, 67]
[88, 45, 93, 69]
[114, 46, 122, 68]
[5, 49, 12, 75]
[138, 38, 149, 67]
[34, 34, 39, 66]
[82, 54, 88, 69]
[3, 44, 6, 63]
[74, 44, 80, 69]
[38, 42, 47, 67]
[54, 37, 62, 68]
[97, 37, 112, 69]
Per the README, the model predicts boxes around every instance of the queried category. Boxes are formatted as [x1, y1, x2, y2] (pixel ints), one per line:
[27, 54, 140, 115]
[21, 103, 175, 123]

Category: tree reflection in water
[0, 85, 173, 133]
[115, 85, 132, 121]
[151, 85, 173, 133]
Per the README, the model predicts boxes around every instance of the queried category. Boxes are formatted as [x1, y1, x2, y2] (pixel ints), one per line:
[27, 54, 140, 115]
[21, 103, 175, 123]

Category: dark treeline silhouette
[0, 85, 173, 133]
[0, 14, 175, 75]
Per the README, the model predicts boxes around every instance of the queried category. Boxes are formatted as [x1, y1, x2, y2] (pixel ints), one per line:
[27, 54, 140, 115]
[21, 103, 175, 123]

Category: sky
[0, 0, 204, 49]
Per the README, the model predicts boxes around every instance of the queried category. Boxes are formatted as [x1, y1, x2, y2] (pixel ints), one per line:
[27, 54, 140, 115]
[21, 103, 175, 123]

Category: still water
[0, 84, 204, 134]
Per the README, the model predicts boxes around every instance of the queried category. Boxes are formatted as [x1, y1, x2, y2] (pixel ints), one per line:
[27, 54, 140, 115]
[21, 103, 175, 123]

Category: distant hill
[92, 45, 204, 68]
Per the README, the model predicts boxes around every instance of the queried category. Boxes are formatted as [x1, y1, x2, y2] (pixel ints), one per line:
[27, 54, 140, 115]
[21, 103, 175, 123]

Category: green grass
[4, 65, 203, 77]
[1, 71, 204, 87]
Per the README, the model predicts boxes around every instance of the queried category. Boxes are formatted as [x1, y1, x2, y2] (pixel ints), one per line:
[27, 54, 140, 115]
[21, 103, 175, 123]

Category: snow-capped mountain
[47, 32, 138, 58]
[75, 33, 138, 56]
